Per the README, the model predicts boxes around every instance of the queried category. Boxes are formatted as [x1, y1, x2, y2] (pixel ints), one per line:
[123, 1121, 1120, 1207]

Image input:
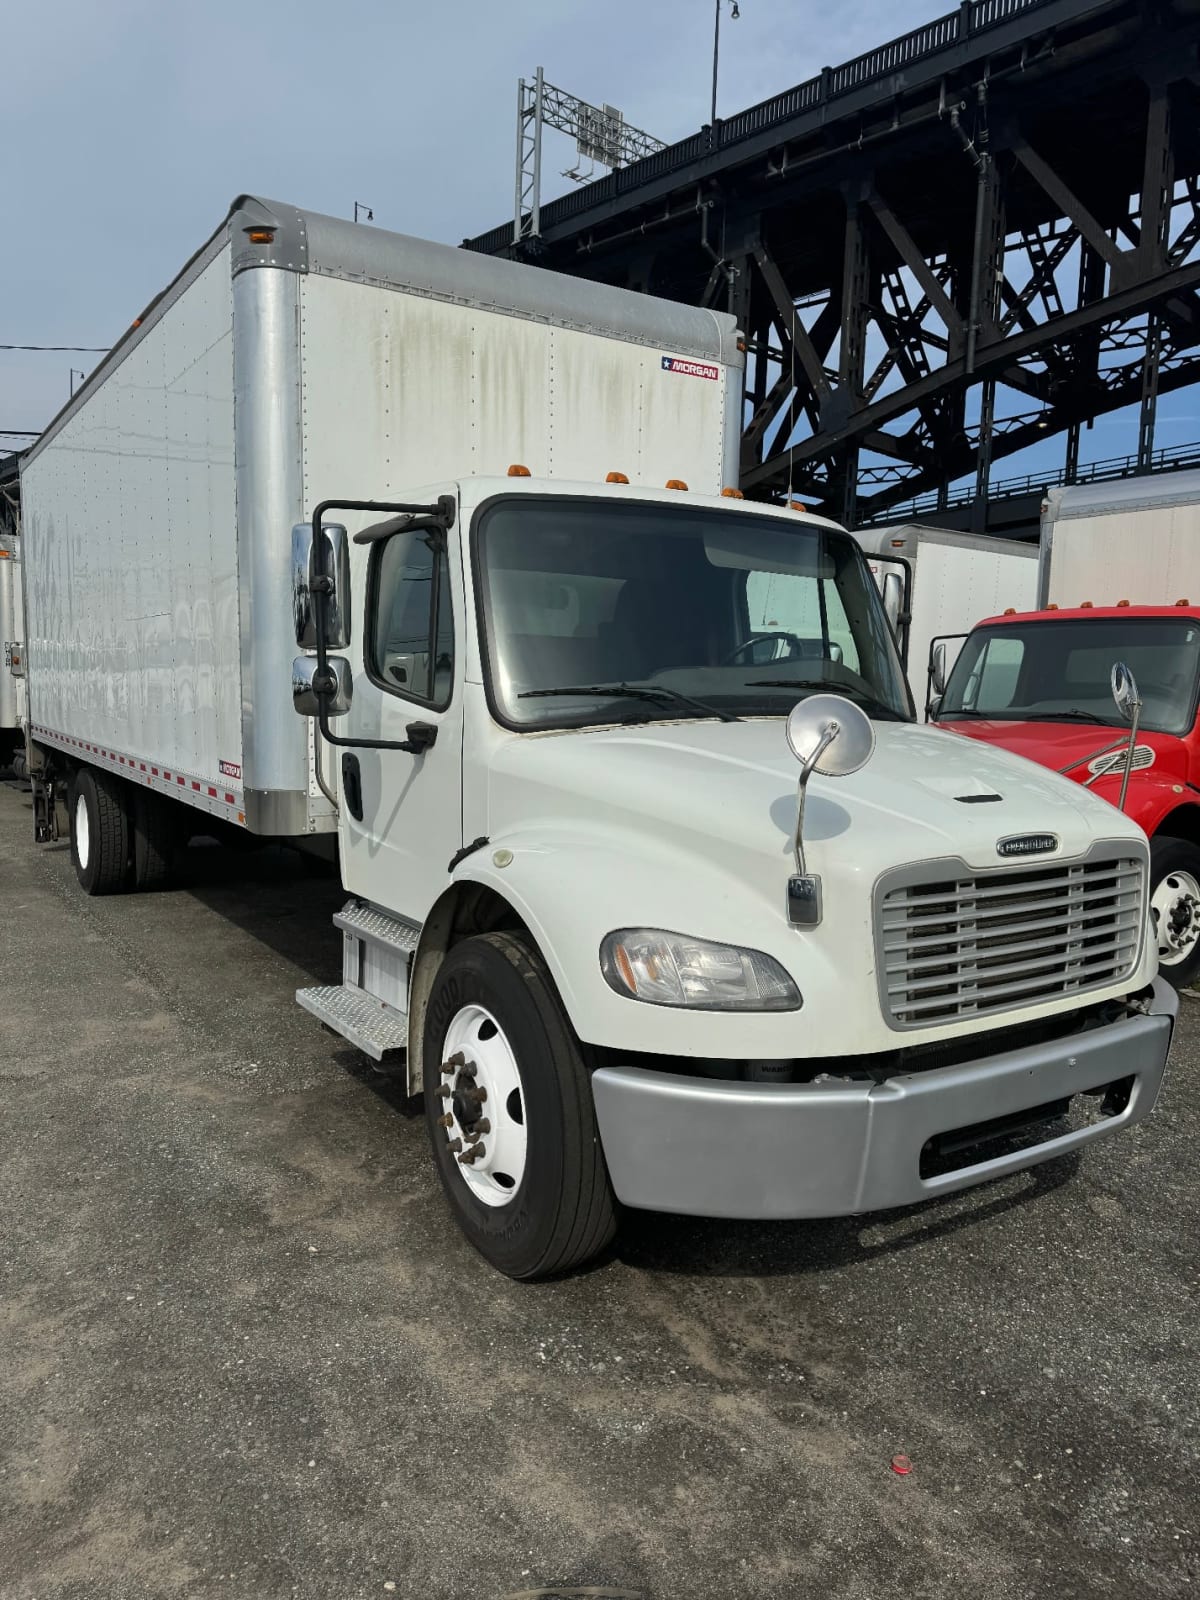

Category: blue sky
[3, 0, 1192, 490]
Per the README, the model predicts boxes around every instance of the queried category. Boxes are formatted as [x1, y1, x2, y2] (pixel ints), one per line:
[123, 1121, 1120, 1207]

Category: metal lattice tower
[514, 69, 667, 245]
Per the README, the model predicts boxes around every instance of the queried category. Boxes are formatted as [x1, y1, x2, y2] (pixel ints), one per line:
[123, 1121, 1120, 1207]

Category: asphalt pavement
[1, 780, 1197, 1600]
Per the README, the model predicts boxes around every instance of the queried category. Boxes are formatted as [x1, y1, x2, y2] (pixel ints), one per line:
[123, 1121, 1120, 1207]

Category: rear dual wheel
[423, 931, 617, 1280]
[69, 767, 175, 895]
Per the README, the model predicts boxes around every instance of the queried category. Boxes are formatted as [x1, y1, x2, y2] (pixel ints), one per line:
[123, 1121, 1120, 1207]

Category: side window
[369, 530, 454, 707]
[968, 635, 1024, 709]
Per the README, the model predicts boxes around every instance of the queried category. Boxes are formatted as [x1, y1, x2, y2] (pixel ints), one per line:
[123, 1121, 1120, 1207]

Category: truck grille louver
[876, 846, 1145, 1028]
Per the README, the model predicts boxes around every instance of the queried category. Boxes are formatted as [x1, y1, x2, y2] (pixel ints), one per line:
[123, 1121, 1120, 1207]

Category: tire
[70, 767, 131, 895]
[131, 787, 175, 891]
[422, 931, 617, 1279]
[1149, 835, 1200, 990]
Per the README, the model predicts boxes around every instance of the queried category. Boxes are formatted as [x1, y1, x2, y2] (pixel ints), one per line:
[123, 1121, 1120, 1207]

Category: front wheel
[1150, 836, 1200, 989]
[70, 767, 130, 895]
[422, 931, 617, 1279]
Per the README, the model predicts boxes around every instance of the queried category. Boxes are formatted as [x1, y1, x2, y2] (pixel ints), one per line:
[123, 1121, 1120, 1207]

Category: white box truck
[858, 524, 1038, 714]
[18, 197, 1175, 1278]
[1038, 469, 1200, 607]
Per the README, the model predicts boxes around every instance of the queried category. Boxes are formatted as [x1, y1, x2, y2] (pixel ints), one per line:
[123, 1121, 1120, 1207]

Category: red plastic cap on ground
[890, 1454, 913, 1475]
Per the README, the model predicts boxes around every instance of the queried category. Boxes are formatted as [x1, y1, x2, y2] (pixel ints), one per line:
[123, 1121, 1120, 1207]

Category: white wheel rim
[438, 1003, 528, 1208]
[1151, 868, 1200, 966]
[75, 791, 90, 871]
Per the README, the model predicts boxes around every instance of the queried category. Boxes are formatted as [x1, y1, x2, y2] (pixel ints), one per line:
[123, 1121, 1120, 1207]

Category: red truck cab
[931, 603, 1200, 987]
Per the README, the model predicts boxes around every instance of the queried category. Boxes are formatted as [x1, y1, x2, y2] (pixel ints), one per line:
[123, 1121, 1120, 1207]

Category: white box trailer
[1039, 469, 1200, 607]
[0, 528, 25, 762]
[858, 523, 1039, 714]
[20, 195, 742, 839]
[18, 197, 1175, 1279]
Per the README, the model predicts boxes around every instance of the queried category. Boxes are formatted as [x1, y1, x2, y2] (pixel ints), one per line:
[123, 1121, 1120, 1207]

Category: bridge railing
[470, 0, 1060, 255]
[859, 440, 1200, 525]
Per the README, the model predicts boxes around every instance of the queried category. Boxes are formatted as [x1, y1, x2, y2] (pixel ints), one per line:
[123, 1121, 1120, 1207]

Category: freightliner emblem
[996, 833, 1059, 858]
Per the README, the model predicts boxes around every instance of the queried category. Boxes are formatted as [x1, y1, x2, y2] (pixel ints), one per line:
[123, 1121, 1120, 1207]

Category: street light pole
[711, 0, 740, 129]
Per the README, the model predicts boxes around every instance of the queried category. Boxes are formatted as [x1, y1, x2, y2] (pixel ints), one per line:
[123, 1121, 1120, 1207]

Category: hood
[487, 715, 1142, 885]
[941, 718, 1189, 790]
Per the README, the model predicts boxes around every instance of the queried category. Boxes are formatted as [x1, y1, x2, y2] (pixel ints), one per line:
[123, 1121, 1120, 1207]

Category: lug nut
[459, 1149, 481, 1165]
[437, 1112, 455, 1128]
[474, 1086, 487, 1103]
[459, 1061, 477, 1078]
[446, 1137, 462, 1154]
[436, 1084, 452, 1099]
[469, 1118, 491, 1135]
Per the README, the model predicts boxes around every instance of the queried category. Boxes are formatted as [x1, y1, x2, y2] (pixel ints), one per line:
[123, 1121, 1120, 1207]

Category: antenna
[514, 68, 666, 245]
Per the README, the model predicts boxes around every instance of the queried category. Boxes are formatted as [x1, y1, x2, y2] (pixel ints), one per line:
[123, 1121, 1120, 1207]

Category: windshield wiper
[1022, 708, 1112, 725]
[744, 681, 908, 722]
[517, 682, 740, 723]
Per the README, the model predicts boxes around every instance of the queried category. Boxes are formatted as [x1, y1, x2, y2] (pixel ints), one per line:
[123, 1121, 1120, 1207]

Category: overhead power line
[0, 429, 39, 436]
[0, 343, 110, 352]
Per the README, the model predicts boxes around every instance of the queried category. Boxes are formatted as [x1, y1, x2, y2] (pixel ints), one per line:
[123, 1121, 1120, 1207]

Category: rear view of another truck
[0, 455, 26, 772]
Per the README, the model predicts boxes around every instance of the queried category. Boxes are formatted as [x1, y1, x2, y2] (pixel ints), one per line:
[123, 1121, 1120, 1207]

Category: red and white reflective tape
[30, 724, 246, 826]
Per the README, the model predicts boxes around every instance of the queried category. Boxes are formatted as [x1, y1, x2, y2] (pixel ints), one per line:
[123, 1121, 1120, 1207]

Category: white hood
[479, 715, 1153, 1061]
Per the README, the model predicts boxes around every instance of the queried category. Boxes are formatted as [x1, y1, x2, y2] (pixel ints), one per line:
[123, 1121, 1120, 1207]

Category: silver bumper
[591, 979, 1177, 1220]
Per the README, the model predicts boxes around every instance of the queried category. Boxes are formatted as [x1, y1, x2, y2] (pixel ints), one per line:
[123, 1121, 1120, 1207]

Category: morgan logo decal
[661, 355, 720, 381]
[218, 759, 242, 781]
[996, 833, 1059, 858]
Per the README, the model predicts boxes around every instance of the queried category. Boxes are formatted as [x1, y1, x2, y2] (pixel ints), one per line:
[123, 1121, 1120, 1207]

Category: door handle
[341, 753, 364, 820]
[399, 721, 438, 754]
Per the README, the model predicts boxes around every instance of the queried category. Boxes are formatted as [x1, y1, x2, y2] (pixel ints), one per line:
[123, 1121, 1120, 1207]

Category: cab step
[296, 984, 409, 1061]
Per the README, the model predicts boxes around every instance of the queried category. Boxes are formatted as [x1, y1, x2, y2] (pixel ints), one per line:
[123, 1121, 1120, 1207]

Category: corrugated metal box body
[1041, 471, 1200, 607]
[19, 196, 740, 835]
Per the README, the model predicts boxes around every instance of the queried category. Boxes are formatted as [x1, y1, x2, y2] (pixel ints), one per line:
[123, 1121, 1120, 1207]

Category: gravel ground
[0, 779, 1197, 1600]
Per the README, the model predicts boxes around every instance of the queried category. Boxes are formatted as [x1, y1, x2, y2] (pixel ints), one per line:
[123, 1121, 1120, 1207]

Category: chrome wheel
[437, 1003, 528, 1207]
[74, 790, 91, 871]
[1151, 868, 1200, 967]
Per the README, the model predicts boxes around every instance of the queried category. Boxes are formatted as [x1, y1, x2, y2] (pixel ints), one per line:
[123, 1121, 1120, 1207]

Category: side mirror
[293, 655, 354, 718]
[881, 570, 903, 633]
[292, 521, 351, 650]
[1111, 661, 1141, 722]
[930, 639, 948, 697]
[784, 693, 876, 928]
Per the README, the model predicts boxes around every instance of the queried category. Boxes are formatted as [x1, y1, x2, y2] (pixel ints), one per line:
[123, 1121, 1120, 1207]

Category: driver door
[338, 523, 464, 924]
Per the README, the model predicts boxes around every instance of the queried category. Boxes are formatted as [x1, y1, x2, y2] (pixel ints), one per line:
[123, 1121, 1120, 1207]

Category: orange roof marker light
[1047, 602, 1059, 609]
[247, 228, 275, 244]
[1178, 598, 1191, 606]
[1003, 607, 1017, 615]
[665, 478, 688, 491]
[721, 487, 744, 499]
[606, 471, 629, 484]
[1080, 600, 1094, 608]
[507, 464, 531, 477]
[1117, 599, 1130, 607]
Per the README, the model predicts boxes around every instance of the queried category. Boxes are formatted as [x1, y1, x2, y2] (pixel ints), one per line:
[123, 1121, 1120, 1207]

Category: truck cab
[292, 476, 1174, 1276]
[931, 604, 1200, 986]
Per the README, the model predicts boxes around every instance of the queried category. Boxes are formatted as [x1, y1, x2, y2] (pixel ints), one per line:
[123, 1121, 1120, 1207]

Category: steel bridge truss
[734, 64, 1200, 525]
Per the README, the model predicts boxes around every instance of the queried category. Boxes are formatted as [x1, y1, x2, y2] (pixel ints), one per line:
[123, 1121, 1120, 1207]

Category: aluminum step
[296, 983, 408, 1061]
[333, 900, 420, 958]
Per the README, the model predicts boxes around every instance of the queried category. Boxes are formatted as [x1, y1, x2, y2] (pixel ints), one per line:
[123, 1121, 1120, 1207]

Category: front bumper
[591, 979, 1177, 1219]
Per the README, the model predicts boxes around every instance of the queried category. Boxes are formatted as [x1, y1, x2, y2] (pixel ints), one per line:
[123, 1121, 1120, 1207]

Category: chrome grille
[877, 847, 1145, 1028]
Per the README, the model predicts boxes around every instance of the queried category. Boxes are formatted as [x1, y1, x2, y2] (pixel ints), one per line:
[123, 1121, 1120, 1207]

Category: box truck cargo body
[20, 195, 741, 836]
[18, 198, 1176, 1277]
[1038, 469, 1200, 608]
[858, 524, 1038, 714]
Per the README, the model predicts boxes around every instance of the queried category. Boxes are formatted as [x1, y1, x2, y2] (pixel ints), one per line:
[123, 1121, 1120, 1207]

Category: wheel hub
[438, 1003, 527, 1207]
[75, 792, 90, 871]
[1151, 869, 1200, 965]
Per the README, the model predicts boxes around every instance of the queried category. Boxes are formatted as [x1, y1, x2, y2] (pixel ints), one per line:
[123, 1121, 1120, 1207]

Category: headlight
[600, 929, 801, 1011]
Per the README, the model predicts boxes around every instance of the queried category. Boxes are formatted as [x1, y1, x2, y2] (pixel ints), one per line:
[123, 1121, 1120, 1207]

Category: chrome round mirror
[785, 693, 875, 777]
[1111, 661, 1141, 722]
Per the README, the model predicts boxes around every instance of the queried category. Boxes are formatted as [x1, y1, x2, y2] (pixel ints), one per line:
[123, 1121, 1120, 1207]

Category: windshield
[940, 616, 1200, 735]
[473, 497, 913, 730]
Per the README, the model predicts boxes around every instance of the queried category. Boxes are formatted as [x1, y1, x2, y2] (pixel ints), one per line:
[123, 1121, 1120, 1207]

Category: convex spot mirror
[786, 693, 875, 778]
[1111, 661, 1142, 722]
[293, 655, 353, 718]
[292, 521, 351, 650]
